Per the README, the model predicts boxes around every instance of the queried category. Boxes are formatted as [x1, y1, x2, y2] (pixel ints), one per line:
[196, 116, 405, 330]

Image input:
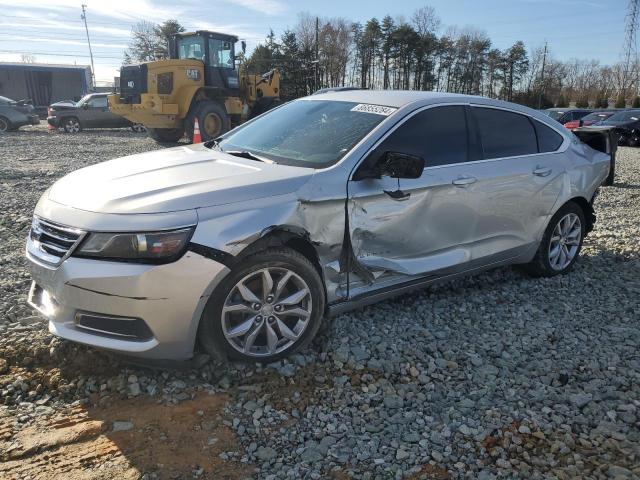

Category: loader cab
[170, 31, 240, 94]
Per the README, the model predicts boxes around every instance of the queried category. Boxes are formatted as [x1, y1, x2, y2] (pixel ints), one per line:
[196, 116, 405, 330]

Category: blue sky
[0, 0, 629, 84]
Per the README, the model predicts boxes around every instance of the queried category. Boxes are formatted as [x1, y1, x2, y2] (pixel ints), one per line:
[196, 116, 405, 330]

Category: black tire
[62, 116, 82, 133]
[130, 123, 146, 133]
[146, 127, 184, 143]
[0, 116, 12, 132]
[198, 247, 325, 363]
[525, 201, 586, 277]
[186, 101, 230, 143]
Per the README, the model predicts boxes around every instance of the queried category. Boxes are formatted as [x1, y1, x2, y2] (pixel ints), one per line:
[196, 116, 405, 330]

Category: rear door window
[533, 121, 564, 152]
[375, 105, 469, 167]
[473, 107, 538, 159]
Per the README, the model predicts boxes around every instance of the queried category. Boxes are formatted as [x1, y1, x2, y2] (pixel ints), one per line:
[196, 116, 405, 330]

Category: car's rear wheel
[0, 116, 11, 132]
[146, 127, 184, 143]
[62, 117, 82, 133]
[131, 123, 146, 133]
[525, 202, 585, 277]
[198, 248, 325, 363]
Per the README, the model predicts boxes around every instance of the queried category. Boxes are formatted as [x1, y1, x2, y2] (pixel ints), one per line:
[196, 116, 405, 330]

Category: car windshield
[216, 100, 391, 168]
[545, 110, 564, 120]
[581, 112, 612, 122]
[76, 94, 93, 107]
[605, 110, 640, 122]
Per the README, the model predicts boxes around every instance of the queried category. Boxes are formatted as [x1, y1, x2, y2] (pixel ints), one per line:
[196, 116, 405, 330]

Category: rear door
[467, 106, 565, 254]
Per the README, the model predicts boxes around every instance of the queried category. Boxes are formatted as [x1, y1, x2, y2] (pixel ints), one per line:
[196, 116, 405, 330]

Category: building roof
[0, 62, 91, 71]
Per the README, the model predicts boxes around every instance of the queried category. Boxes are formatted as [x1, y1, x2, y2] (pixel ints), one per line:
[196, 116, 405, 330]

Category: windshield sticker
[351, 104, 397, 116]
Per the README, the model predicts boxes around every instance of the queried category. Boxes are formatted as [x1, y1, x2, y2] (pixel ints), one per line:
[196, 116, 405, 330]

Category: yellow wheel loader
[108, 30, 280, 143]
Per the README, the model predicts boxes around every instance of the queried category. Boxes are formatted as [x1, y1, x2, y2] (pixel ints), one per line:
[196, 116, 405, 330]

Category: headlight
[74, 227, 193, 262]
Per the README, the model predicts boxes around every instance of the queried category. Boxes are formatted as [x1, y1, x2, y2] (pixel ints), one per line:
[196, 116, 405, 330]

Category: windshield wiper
[224, 150, 273, 163]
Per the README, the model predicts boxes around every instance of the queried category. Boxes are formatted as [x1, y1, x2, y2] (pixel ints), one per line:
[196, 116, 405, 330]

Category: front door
[347, 105, 479, 287]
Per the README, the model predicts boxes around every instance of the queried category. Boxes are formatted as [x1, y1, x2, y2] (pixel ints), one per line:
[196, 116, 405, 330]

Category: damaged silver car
[26, 90, 615, 362]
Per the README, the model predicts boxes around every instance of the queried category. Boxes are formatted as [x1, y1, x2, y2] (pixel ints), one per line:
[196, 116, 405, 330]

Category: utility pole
[621, 0, 640, 102]
[81, 4, 96, 89]
[315, 17, 319, 92]
[538, 42, 547, 109]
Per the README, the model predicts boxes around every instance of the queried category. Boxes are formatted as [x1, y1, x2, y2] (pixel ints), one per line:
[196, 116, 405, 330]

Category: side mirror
[381, 152, 425, 178]
[354, 151, 424, 180]
[82, 103, 90, 109]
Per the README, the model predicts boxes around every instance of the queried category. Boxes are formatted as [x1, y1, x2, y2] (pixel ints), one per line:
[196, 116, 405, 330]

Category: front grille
[28, 216, 85, 266]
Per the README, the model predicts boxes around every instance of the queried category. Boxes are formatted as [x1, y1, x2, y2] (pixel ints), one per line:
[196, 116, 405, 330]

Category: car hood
[47, 144, 315, 214]
[50, 101, 78, 110]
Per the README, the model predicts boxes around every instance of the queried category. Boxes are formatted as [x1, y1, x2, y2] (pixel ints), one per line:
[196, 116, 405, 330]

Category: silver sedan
[26, 90, 614, 363]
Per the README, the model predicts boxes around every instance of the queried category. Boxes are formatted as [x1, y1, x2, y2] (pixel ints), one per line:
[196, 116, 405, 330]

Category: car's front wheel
[62, 117, 82, 133]
[198, 248, 325, 362]
[0, 116, 11, 132]
[526, 201, 585, 277]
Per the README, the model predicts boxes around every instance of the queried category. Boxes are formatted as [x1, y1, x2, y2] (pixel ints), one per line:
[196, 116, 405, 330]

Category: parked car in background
[26, 91, 615, 362]
[563, 110, 617, 129]
[544, 108, 592, 125]
[47, 93, 145, 133]
[0, 95, 40, 132]
[595, 109, 640, 146]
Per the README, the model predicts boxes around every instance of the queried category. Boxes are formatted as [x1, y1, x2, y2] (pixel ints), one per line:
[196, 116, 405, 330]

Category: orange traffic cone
[192, 117, 202, 144]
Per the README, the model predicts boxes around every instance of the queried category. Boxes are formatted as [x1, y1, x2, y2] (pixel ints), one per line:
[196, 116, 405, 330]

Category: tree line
[124, 9, 640, 108]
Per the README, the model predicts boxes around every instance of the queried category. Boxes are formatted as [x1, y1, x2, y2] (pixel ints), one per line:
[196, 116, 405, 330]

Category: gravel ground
[0, 126, 639, 479]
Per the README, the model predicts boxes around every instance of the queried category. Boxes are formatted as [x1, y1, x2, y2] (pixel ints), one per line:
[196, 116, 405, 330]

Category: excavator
[108, 30, 280, 143]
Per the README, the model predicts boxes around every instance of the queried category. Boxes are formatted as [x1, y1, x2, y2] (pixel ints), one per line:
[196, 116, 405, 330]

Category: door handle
[452, 176, 477, 187]
[533, 167, 552, 177]
[384, 189, 411, 201]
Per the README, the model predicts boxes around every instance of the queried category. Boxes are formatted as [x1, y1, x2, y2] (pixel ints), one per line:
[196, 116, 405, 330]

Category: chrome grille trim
[27, 216, 86, 267]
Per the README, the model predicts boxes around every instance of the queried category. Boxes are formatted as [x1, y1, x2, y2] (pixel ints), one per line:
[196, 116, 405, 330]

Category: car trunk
[571, 126, 617, 186]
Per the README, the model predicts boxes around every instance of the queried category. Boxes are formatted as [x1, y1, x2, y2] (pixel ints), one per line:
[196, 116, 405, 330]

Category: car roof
[306, 90, 472, 108]
[546, 107, 591, 112]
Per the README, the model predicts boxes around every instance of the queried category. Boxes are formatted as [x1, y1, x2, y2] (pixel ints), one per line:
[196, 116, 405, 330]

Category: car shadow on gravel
[612, 181, 640, 190]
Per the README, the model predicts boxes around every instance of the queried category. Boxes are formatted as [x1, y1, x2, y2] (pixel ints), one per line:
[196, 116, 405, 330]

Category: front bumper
[26, 246, 230, 360]
[47, 116, 60, 127]
[27, 114, 40, 125]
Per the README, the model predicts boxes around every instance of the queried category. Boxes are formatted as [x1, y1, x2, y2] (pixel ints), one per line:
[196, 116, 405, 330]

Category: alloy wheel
[221, 267, 312, 358]
[132, 123, 146, 133]
[64, 119, 80, 133]
[548, 213, 582, 271]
